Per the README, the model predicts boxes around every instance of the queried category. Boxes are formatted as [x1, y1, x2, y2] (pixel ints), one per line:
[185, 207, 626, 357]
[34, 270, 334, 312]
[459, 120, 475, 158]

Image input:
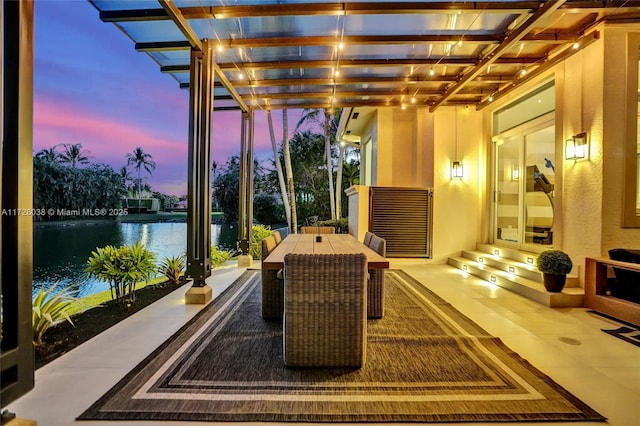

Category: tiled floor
[7, 260, 640, 425]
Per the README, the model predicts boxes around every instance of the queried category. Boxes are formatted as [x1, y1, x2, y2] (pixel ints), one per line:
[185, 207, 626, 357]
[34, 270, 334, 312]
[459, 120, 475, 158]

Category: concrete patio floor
[7, 260, 640, 425]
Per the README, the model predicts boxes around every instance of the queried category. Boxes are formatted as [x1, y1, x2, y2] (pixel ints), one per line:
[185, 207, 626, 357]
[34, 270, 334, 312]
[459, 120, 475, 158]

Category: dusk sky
[34, 0, 308, 196]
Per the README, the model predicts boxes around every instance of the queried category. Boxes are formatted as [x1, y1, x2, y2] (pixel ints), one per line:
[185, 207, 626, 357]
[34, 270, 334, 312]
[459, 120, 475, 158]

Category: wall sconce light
[451, 107, 464, 179]
[565, 132, 588, 160]
[512, 168, 520, 180]
[451, 161, 464, 179]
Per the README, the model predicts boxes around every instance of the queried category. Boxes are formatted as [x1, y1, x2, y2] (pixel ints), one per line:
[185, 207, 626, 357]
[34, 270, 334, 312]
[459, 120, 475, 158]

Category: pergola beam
[99, 1, 640, 22]
[157, 0, 248, 112]
[136, 32, 576, 52]
[430, 0, 567, 111]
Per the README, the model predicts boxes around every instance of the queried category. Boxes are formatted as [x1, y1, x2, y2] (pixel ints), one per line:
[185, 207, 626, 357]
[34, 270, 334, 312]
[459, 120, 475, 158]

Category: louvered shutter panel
[369, 187, 433, 257]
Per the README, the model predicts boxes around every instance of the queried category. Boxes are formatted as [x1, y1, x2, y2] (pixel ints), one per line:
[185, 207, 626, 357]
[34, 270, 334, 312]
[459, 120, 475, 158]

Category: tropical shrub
[85, 242, 157, 303]
[160, 255, 186, 285]
[32, 283, 77, 346]
[211, 245, 234, 268]
[318, 218, 349, 234]
[250, 224, 274, 259]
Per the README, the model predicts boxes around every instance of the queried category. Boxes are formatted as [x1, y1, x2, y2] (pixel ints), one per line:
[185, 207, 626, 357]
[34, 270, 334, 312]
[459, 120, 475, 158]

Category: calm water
[33, 222, 237, 298]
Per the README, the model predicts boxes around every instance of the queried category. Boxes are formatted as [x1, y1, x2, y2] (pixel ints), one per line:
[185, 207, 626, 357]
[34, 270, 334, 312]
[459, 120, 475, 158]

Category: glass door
[495, 136, 521, 245]
[493, 116, 555, 251]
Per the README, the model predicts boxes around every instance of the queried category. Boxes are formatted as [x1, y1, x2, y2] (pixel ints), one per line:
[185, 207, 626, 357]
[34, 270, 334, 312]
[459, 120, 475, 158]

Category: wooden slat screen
[369, 187, 433, 257]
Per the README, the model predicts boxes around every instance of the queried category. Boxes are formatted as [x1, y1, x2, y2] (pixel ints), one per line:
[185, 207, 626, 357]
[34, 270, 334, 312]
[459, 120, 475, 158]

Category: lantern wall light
[565, 132, 588, 160]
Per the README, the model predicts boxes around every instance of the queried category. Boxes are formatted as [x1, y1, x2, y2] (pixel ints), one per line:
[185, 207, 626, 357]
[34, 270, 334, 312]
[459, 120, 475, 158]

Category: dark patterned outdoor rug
[79, 270, 605, 422]
[603, 326, 640, 348]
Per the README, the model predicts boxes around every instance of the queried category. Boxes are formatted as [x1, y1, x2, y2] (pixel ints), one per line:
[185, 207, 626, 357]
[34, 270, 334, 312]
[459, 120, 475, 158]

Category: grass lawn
[67, 276, 168, 316]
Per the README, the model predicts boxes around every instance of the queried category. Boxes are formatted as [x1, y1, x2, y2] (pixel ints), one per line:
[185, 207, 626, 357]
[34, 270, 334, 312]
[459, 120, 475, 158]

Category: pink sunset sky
[34, 1, 308, 196]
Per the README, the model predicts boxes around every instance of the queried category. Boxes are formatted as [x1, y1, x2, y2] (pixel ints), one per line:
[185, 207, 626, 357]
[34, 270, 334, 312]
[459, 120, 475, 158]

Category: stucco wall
[560, 38, 605, 281]
[601, 26, 640, 251]
[431, 106, 483, 261]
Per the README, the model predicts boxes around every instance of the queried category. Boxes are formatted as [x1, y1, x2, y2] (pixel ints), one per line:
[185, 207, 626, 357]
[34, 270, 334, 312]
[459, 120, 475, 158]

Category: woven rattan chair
[300, 226, 335, 234]
[261, 235, 283, 318]
[367, 235, 387, 319]
[363, 231, 375, 246]
[283, 253, 368, 368]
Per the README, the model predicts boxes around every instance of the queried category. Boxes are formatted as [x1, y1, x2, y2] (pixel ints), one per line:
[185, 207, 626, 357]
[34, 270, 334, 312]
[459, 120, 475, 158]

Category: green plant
[250, 224, 275, 259]
[85, 241, 157, 303]
[160, 255, 186, 285]
[32, 283, 77, 346]
[318, 218, 349, 233]
[536, 250, 573, 275]
[211, 245, 234, 268]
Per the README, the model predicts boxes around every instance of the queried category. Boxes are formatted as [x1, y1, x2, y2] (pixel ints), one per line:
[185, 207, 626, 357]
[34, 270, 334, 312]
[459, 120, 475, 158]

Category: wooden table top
[262, 234, 390, 270]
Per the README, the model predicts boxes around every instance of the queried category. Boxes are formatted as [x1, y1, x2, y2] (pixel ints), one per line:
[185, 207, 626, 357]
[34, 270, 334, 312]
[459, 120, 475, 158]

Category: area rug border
[78, 269, 605, 423]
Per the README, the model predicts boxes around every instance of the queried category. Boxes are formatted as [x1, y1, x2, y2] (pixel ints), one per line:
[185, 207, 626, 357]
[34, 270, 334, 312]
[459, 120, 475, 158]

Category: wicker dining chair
[261, 235, 283, 318]
[300, 226, 336, 234]
[367, 235, 387, 319]
[283, 253, 368, 368]
[273, 231, 282, 244]
[363, 231, 375, 246]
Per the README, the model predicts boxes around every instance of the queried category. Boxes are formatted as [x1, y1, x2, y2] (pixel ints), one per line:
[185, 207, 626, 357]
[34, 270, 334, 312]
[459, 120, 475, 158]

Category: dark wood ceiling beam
[160, 56, 545, 74]
[429, 0, 566, 111]
[99, 1, 640, 22]
[137, 32, 576, 52]
[157, 0, 248, 112]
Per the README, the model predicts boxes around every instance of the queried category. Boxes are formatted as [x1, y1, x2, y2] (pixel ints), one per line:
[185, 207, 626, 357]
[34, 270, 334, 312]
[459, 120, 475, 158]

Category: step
[448, 256, 584, 308]
[474, 244, 579, 288]
[462, 250, 542, 282]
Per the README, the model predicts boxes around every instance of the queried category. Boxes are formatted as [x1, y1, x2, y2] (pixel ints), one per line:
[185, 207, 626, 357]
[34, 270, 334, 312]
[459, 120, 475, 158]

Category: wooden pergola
[4, 0, 640, 406]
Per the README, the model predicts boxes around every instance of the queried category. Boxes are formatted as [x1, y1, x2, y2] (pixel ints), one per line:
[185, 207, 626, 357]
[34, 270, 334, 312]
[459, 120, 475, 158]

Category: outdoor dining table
[261, 233, 389, 270]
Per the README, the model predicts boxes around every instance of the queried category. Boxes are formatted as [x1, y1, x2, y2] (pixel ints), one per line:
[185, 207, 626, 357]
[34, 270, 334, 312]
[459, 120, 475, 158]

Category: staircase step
[473, 244, 579, 288]
[447, 256, 584, 308]
[462, 250, 541, 282]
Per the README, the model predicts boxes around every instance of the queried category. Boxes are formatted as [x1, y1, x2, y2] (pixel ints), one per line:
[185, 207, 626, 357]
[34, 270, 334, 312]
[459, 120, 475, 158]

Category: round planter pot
[543, 273, 566, 292]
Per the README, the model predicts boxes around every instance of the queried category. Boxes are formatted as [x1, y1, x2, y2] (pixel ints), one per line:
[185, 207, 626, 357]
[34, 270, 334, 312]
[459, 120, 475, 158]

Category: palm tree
[282, 110, 298, 233]
[296, 108, 342, 219]
[35, 145, 61, 163]
[126, 147, 156, 209]
[59, 143, 91, 168]
[267, 110, 291, 229]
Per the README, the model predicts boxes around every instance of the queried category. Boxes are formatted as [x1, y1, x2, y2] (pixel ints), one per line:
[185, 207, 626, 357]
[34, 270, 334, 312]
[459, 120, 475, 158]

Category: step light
[526, 257, 534, 264]
[508, 266, 515, 273]
[462, 264, 468, 271]
[478, 257, 484, 263]
[490, 275, 497, 283]
[493, 249, 500, 256]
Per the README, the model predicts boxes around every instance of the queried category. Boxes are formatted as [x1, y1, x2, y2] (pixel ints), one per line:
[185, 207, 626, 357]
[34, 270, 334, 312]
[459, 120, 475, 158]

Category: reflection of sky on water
[33, 222, 234, 298]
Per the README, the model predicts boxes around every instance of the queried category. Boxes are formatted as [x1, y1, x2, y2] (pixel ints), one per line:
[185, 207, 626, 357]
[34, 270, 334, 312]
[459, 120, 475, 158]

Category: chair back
[363, 231, 375, 247]
[273, 231, 282, 244]
[283, 253, 367, 367]
[300, 226, 335, 234]
[261, 235, 277, 261]
[369, 235, 386, 256]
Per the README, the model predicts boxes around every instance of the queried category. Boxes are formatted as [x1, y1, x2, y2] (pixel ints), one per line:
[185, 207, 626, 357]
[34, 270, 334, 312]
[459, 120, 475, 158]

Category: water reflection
[33, 222, 235, 298]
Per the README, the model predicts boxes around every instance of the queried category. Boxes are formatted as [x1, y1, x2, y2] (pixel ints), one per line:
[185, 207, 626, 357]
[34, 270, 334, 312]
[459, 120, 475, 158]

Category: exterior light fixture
[565, 132, 588, 160]
[451, 107, 463, 179]
[429, 68, 435, 76]
[493, 249, 500, 256]
[488, 94, 494, 102]
[217, 44, 224, 52]
[573, 41, 579, 49]
[512, 167, 520, 180]
[490, 275, 497, 283]
[338, 42, 344, 50]
[508, 266, 516, 273]
[520, 68, 527, 77]
[451, 161, 464, 178]
[478, 257, 484, 263]
[411, 97, 416, 104]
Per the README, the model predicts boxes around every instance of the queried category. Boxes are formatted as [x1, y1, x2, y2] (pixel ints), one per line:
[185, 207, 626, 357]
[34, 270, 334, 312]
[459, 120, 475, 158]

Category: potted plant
[536, 249, 573, 292]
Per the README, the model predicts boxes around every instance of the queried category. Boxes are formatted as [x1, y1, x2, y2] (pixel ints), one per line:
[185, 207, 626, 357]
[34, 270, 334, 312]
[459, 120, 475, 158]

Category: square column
[185, 39, 213, 301]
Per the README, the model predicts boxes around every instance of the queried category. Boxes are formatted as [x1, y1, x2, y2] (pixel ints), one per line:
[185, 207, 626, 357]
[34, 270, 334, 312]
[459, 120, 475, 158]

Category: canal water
[33, 221, 237, 298]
